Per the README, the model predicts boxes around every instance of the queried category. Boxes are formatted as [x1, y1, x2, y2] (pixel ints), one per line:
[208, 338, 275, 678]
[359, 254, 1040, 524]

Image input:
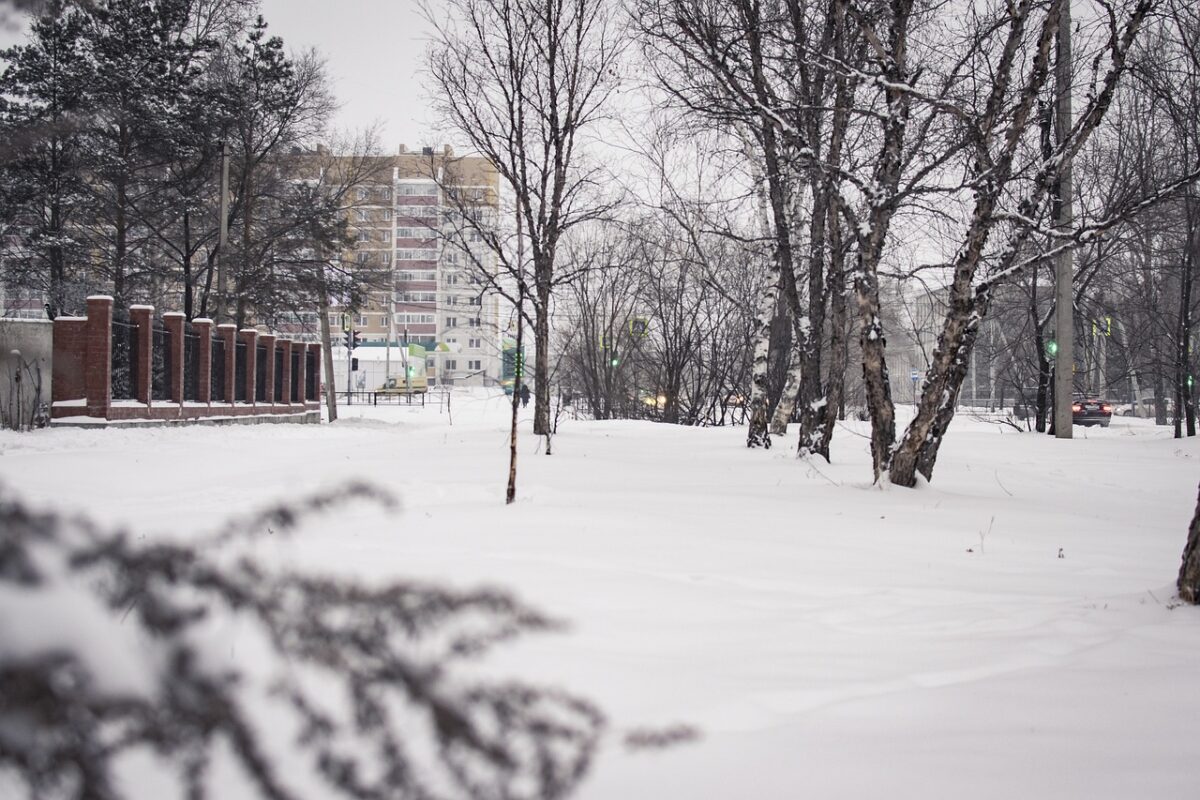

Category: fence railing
[50, 296, 322, 423]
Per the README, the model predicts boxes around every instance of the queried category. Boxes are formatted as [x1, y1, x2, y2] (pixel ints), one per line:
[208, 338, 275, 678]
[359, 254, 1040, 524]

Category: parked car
[1072, 396, 1112, 427]
[1119, 397, 1174, 417]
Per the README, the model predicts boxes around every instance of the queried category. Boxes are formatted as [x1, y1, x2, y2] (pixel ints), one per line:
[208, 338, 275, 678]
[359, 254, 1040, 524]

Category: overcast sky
[0, 1, 444, 153]
[259, 0, 439, 153]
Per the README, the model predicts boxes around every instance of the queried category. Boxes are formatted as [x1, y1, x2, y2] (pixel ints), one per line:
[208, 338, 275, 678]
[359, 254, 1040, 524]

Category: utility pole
[216, 140, 231, 324]
[1053, 0, 1075, 439]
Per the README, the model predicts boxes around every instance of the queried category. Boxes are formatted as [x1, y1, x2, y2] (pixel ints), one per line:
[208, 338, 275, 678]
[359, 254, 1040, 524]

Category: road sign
[910, 369, 919, 382]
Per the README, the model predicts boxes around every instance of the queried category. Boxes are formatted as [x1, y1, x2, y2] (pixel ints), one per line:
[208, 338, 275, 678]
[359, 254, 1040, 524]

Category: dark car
[1073, 397, 1112, 427]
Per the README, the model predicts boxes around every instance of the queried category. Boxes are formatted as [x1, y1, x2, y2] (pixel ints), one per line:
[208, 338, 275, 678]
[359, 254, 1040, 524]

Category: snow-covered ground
[2, 391, 1198, 798]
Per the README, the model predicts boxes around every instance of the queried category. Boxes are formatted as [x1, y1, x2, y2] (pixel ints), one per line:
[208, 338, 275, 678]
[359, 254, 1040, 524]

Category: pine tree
[0, 0, 92, 317]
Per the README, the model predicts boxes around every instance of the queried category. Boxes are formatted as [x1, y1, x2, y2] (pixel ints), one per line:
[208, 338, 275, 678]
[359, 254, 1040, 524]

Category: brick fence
[51, 295, 321, 424]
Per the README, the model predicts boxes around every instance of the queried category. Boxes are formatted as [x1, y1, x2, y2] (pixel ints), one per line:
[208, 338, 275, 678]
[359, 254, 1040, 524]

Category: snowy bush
[0, 483, 604, 799]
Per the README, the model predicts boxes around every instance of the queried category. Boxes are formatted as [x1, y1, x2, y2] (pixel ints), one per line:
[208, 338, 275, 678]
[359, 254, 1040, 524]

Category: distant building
[325, 145, 505, 388]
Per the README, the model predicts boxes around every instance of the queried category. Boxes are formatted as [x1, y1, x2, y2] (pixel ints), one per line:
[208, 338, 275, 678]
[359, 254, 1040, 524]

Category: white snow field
[2, 390, 1198, 799]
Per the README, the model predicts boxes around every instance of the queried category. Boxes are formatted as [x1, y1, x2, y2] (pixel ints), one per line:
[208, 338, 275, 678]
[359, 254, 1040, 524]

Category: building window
[380, 187, 392, 201]
[381, 252, 391, 264]
[398, 182, 438, 196]
[356, 188, 369, 201]
[356, 209, 368, 222]
[381, 230, 391, 243]
[396, 248, 438, 261]
[357, 230, 370, 242]
[357, 315, 368, 327]
[467, 296, 481, 306]
[357, 251, 370, 264]
[382, 208, 392, 220]
[469, 317, 481, 328]
[445, 359, 457, 371]
[396, 227, 434, 239]
[468, 360, 481, 371]
[381, 315, 389, 327]
[445, 317, 458, 329]
[396, 270, 437, 282]
[468, 338, 481, 349]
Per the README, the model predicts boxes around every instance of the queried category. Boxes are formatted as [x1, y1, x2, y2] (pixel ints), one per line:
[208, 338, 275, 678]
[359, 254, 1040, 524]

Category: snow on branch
[0, 486, 605, 800]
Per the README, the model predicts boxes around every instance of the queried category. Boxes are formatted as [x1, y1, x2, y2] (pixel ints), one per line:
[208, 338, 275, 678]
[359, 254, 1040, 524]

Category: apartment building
[329, 145, 505, 388]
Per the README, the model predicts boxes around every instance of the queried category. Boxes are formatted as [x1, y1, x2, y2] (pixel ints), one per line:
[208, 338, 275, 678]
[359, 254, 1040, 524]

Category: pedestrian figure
[519, 383, 531, 408]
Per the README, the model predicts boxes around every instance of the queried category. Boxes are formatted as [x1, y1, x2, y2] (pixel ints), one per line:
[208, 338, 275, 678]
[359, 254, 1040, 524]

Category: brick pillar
[239, 329, 258, 407]
[294, 339, 307, 406]
[193, 319, 213, 404]
[280, 340, 293, 407]
[129, 305, 154, 406]
[218, 324, 237, 404]
[308, 343, 322, 406]
[52, 317, 88, 403]
[163, 313, 185, 404]
[84, 296, 113, 418]
[260, 333, 276, 404]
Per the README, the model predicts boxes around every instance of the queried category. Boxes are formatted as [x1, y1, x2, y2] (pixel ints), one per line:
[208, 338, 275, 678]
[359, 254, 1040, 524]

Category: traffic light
[406, 364, 415, 378]
[344, 330, 352, 350]
[1045, 339, 1058, 358]
[345, 330, 361, 351]
[514, 351, 524, 377]
[610, 356, 619, 367]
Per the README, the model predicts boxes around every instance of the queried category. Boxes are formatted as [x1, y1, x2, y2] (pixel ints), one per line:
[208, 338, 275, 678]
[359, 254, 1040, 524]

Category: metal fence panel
[234, 339, 247, 402]
[255, 344, 267, 401]
[305, 350, 317, 400]
[151, 319, 169, 402]
[183, 323, 199, 401]
[111, 316, 137, 401]
[290, 350, 300, 402]
[211, 335, 225, 401]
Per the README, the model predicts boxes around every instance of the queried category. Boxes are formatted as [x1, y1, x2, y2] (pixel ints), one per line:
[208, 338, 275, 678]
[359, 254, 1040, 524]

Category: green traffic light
[610, 358, 619, 367]
[1046, 340, 1058, 357]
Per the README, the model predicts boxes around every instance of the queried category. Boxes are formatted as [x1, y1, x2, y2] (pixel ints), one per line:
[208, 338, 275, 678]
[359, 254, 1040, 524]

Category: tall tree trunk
[746, 269, 782, 449]
[114, 175, 127, 306]
[854, 238, 895, 480]
[182, 209, 194, 319]
[1178, 200, 1198, 437]
[48, 195, 65, 317]
[816, 203, 848, 461]
[796, 189, 830, 455]
[769, 342, 801, 435]
[532, 273, 552, 440]
[1179, 479, 1200, 603]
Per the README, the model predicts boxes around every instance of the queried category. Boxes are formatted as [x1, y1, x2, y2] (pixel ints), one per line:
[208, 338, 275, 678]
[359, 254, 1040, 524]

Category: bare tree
[425, 0, 624, 443]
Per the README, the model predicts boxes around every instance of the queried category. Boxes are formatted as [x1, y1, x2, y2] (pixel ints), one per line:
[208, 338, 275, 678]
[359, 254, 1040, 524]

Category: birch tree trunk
[769, 343, 802, 435]
[746, 270, 782, 448]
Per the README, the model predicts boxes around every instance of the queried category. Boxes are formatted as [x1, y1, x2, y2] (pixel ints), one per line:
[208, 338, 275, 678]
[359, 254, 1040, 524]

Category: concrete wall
[0, 319, 53, 429]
